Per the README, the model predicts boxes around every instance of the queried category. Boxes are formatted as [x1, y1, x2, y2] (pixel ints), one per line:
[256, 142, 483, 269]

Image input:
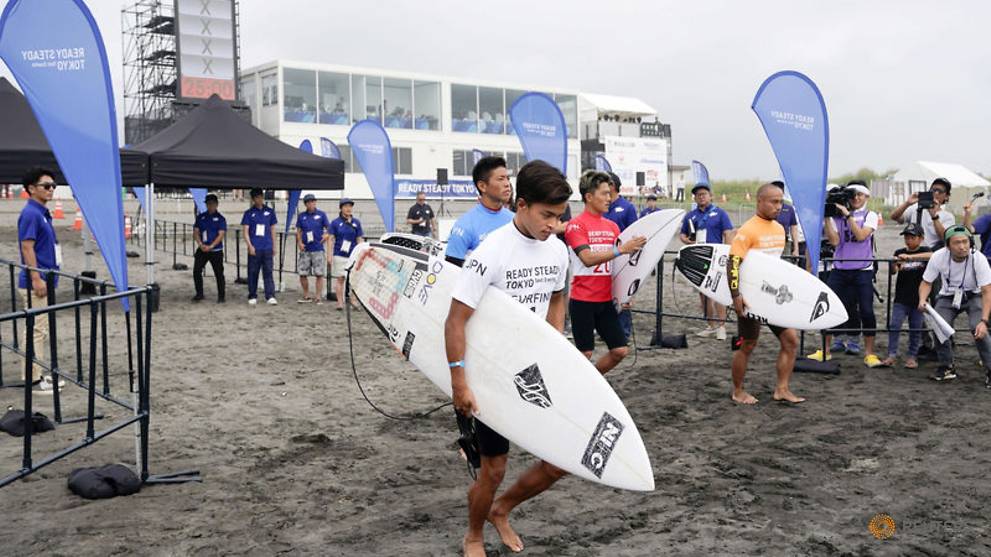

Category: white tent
[880, 161, 990, 207]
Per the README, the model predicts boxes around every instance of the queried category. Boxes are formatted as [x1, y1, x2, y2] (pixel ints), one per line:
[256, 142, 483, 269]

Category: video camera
[824, 186, 855, 218]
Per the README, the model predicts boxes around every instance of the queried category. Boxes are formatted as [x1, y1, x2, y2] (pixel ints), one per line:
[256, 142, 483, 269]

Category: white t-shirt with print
[922, 247, 991, 296]
[903, 203, 955, 248]
[452, 222, 569, 317]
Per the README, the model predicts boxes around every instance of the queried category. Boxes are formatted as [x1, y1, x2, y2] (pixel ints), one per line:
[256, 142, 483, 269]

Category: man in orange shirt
[726, 184, 805, 405]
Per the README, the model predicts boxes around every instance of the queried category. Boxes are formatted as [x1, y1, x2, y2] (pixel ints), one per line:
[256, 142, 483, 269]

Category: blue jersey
[972, 214, 991, 261]
[18, 199, 59, 289]
[240, 205, 278, 251]
[680, 204, 733, 244]
[640, 206, 660, 219]
[329, 216, 363, 257]
[296, 209, 330, 252]
[605, 196, 638, 232]
[194, 211, 227, 252]
[777, 203, 798, 238]
[445, 203, 514, 262]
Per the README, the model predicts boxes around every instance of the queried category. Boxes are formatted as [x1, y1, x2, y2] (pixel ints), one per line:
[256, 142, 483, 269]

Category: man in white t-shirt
[890, 177, 955, 249]
[444, 160, 571, 557]
[918, 225, 991, 385]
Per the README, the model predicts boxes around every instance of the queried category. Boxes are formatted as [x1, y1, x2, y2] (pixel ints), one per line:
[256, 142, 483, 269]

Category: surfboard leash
[344, 272, 452, 422]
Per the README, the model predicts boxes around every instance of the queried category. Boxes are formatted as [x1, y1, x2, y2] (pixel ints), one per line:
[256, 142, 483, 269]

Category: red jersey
[565, 210, 620, 302]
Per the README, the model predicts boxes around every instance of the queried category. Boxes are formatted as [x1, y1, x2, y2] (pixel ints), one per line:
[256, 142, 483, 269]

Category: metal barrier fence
[0, 259, 199, 487]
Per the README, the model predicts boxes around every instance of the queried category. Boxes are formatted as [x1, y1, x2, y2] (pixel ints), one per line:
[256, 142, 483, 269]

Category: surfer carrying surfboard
[444, 160, 572, 556]
[726, 184, 805, 405]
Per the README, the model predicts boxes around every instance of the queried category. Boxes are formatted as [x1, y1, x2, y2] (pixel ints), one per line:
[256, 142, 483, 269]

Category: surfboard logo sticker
[417, 260, 445, 305]
[810, 291, 830, 323]
[627, 279, 641, 297]
[401, 331, 416, 359]
[514, 364, 552, 409]
[581, 412, 625, 478]
[627, 249, 643, 267]
[760, 282, 794, 305]
[403, 269, 423, 299]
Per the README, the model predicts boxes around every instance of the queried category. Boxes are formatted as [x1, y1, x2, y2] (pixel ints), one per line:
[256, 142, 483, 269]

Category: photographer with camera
[808, 182, 883, 367]
[680, 183, 734, 340]
[890, 178, 954, 249]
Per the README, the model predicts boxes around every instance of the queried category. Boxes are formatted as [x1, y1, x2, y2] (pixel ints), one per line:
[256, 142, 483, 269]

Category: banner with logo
[0, 0, 129, 298]
[508, 92, 567, 174]
[691, 160, 710, 186]
[396, 179, 477, 199]
[348, 120, 396, 232]
[320, 136, 342, 160]
[595, 153, 612, 172]
[752, 70, 829, 272]
[190, 187, 207, 214]
[602, 136, 669, 195]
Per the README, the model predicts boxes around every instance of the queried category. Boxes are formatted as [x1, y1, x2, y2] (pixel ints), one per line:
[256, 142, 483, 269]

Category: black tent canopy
[0, 77, 147, 184]
[125, 94, 344, 189]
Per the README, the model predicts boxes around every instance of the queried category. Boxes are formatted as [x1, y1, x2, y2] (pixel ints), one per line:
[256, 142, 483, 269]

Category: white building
[238, 61, 670, 209]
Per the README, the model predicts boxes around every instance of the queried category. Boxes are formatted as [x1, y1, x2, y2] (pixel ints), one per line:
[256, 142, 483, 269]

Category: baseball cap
[691, 183, 711, 194]
[339, 197, 354, 207]
[646, 193, 657, 200]
[249, 188, 264, 198]
[204, 193, 218, 204]
[303, 193, 317, 202]
[899, 223, 924, 237]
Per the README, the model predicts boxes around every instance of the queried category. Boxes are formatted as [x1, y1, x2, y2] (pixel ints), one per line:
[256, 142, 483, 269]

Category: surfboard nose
[602, 425, 655, 492]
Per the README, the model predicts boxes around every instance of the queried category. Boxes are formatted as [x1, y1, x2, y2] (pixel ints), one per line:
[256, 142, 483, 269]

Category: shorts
[737, 315, 787, 341]
[330, 255, 350, 278]
[569, 299, 627, 352]
[475, 418, 510, 457]
[297, 250, 327, 277]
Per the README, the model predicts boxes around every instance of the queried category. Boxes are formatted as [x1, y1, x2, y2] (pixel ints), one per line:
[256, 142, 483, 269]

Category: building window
[479, 87, 504, 134]
[318, 71, 350, 125]
[241, 76, 256, 111]
[554, 93, 578, 139]
[383, 78, 412, 129]
[504, 89, 526, 135]
[413, 81, 440, 130]
[506, 152, 528, 175]
[352, 75, 382, 124]
[451, 84, 478, 133]
[453, 150, 504, 176]
[392, 147, 412, 175]
[261, 73, 277, 106]
[283, 68, 316, 123]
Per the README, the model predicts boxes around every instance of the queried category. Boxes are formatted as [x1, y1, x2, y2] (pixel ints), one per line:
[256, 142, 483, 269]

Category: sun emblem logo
[868, 514, 896, 540]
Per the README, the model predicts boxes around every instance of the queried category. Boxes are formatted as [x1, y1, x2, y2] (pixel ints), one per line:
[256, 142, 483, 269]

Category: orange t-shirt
[729, 215, 785, 258]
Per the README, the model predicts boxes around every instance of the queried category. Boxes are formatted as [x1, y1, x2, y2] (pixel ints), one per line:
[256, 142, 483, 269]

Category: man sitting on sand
[726, 184, 804, 405]
[445, 161, 571, 557]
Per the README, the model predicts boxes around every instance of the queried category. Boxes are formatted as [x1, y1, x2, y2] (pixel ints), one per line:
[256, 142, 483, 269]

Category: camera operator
[890, 177, 954, 249]
[807, 182, 882, 367]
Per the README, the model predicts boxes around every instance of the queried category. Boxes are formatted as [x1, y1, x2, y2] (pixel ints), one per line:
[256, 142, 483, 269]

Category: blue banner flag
[0, 0, 129, 300]
[285, 139, 312, 234]
[348, 120, 396, 232]
[471, 149, 485, 166]
[595, 153, 612, 172]
[691, 160, 710, 186]
[189, 188, 207, 214]
[752, 71, 829, 272]
[320, 136, 342, 160]
[509, 92, 568, 175]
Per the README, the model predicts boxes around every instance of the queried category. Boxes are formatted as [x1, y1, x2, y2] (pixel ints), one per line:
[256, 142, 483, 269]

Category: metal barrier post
[85, 300, 98, 441]
[46, 273, 62, 423]
[73, 277, 83, 382]
[99, 284, 110, 396]
[22, 314, 34, 472]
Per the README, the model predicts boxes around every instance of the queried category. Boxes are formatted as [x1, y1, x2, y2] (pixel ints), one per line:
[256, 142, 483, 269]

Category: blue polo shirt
[680, 204, 733, 244]
[972, 214, 991, 261]
[329, 216, 363, 257]
[445, 203, 514, 262]
[18, 199, 59, 289]
[240, 205, 278, 251]
[194, 211, 227, 252]
[296, 209, 330, 252]
[606, 196, 638, 232]
[640, 206, 660, 219]
[777, 202, 798, 239]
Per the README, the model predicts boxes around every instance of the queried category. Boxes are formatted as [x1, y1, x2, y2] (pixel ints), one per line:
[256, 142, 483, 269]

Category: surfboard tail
[675, 245, 715, 287]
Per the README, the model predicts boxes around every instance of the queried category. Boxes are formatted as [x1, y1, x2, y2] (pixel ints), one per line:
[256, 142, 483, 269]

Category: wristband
[613, 246, 621, 258]
[448, 360, 465, 368]
[931, 214, 939, 220]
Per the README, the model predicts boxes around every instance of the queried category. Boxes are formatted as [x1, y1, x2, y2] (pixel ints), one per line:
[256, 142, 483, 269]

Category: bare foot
[463, 535, 486, 557]
[772, 389, 806, 404]
[904, 358, 918, 369]
[731, 390, 758, 405]
[881, 356, 896, 367]
[487, 508, 524, 552]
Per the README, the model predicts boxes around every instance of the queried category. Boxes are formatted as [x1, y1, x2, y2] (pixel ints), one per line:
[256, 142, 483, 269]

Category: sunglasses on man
[34, 181, 56, 190]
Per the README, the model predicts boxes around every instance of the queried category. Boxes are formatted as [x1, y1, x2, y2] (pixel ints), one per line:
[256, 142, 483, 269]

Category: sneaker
[930, 366, 957, 382]
[267, 298, 278, 305]
[33, 377, 56, 395]
[696, 327, 716, 338]
[845, 341, 862, 355]
[297, 297, 313, 304]
[248, 298, 258, 306]
[985, 370, 991, 389]
[217, 297, 225, 304]
[806, 349, 832, 362]
[192, 294, 204, 302]
[830, 338, 847, 352]
[715, 326, 727, 341]
[864, 354, 883, 368]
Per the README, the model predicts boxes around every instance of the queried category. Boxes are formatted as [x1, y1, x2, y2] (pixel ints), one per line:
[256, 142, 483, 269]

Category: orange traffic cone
[53, 199, 65, 219]
[20, 188, 29, 199]
[124, 215, 132, 239]
[72, 210, 83, 232]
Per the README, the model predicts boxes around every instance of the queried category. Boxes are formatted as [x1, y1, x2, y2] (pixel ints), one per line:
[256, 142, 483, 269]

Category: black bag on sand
[68, 464, 142, 499]
[0, 409, 55, 437]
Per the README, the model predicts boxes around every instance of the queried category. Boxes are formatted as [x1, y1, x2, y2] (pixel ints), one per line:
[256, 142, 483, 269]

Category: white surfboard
[347, 242, 654, 491]
[675, 243, 848, 330]
[611, 209, 685, 307]
[380, 232, 445, 256]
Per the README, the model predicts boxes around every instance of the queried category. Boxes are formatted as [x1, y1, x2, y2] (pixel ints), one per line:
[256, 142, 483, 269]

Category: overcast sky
[2, 0, 988, 179]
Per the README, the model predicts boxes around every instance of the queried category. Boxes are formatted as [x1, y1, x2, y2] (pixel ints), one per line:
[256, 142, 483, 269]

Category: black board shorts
[737, 314, 786, 341]
[475, 418, 510, 457]
[569, 299, 627, 352]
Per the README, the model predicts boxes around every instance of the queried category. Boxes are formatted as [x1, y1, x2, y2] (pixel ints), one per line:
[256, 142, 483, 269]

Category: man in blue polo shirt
[445, 156, 514, 267]
[241, 188, 278, 305]
[640, 193, 660, 218]
[771, 181, 801, 258]
[17, 167, 61, 393]
[192, 194, 226, 303]
[679, 183, 734, 340]
[296, 193, 330, 304]
[329, 198, 364, 311]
